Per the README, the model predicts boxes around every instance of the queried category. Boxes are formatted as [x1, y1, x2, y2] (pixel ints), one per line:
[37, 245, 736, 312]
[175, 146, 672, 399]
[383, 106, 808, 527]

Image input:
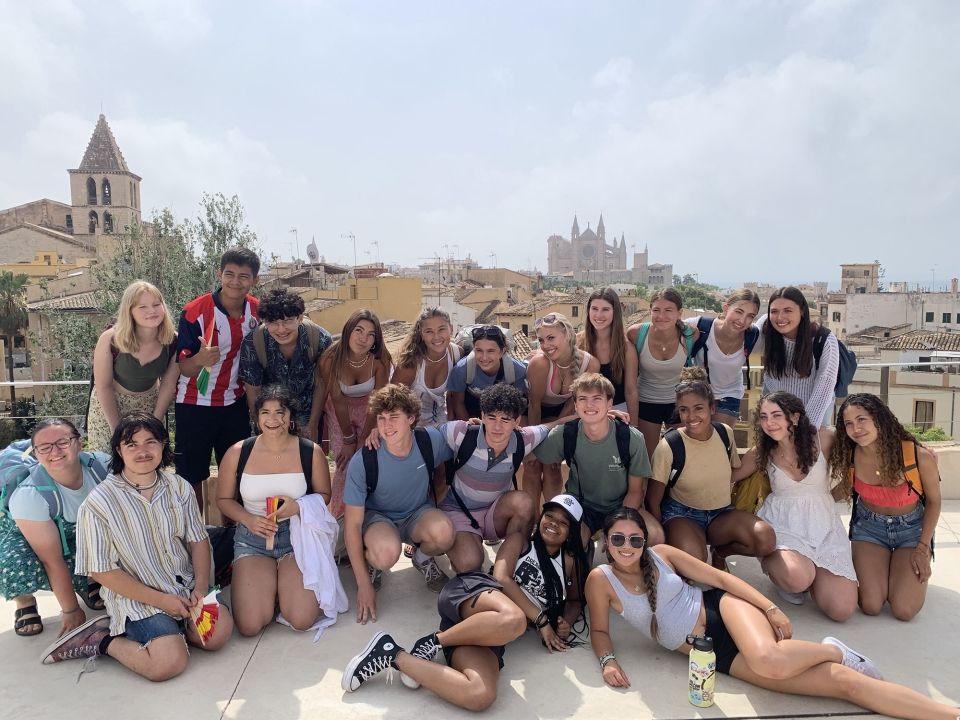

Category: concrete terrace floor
[2, 503, 959, 720]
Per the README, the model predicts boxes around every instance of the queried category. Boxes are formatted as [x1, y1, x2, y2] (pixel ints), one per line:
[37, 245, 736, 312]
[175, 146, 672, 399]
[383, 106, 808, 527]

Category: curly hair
[763, 286, 815, 379]
[396, 307, 453, 370]
[257, 288, 306, 322]
[830, 393, 919, 499]
[369, 383, 422, 420]
[578, 288, 627, 384]
[479, 383, 527, 419]
[675, 366, 714, 406]
[754, 391, 818, 475]
[602, 507, 659, 642]
[254, 384, 299, 435]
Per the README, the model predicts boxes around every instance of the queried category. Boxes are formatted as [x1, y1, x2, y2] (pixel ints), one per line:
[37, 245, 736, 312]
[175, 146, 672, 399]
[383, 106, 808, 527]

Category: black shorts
[637, 402, 676, 425]
[438, 571, 506, 670]
[702, 588, 739, 675]
[174, 400, 251, 485]
[539, 404, 565, 422]
[581, 504, 610, 535]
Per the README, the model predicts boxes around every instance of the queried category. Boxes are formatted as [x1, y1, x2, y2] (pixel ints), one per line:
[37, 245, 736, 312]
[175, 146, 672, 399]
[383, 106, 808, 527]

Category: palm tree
[0, 271, 29, 407]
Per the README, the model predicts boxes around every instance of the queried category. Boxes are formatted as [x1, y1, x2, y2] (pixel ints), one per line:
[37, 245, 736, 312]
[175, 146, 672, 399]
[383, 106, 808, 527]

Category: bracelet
[342, 434, 357, 443]
[764, 605, 779, 615]
[599, 653, 616, 668]
[61, 606, 83, 615]
[914, 542, 930, 553]
[534, 611, 550, 629]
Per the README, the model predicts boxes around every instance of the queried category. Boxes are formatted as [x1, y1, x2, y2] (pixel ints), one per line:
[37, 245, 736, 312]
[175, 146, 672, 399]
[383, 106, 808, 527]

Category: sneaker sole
[822, 636, 883, 680]
[342, 631, 386, 692]
[39, 615, 108, 665]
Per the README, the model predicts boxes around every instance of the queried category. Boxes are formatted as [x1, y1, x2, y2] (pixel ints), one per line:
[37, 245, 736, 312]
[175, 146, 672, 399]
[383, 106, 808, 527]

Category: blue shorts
[124, 612, 185, 645]
[850, 501, 930, 553]
[234, 520, 294, 560]
[661, 495, 733, 531]
[362, 503, 436, 544]
[715, 396, 741, 419]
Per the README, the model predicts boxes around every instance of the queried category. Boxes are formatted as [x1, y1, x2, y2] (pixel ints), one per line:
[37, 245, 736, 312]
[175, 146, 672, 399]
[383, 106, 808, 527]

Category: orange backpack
[848, 439, 925, 500]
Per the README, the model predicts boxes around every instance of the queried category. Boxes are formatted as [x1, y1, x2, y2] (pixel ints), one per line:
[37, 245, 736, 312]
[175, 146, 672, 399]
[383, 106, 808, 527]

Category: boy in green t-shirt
[534, 373, 664, 549]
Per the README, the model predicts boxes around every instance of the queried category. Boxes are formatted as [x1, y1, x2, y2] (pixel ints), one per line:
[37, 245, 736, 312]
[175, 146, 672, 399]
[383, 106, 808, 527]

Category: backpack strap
[901, 439, 924, 500]
[681, 324, 696, 367]
[502, 357, 516, 385]
[445, 426, 482, 530]
[509, 429, 524, 486]
[234, 437, 258, 502]
[252, 325, 269, 369]
[690, 317, 714, 380]
[79, 452, 110, 483]
[712, 421, 732, 456]
[811, 325, 829, 370]
[413, 427, 436, 480]
[362, 446, 379, 496]
[297, 436, 314, 490]
[561, 419, 580, 468]
[303, 320, 323, 364]
[664, 429, 686, 491]
[743, 326, 760, 390]
[633, 322, 651, 355]
[613, 419, 632, 476]
[465, 352, 476, 386]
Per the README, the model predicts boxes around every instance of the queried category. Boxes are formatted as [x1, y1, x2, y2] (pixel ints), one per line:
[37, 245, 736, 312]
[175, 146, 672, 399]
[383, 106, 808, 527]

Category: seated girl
[586, 507, 959, 720]
[735, 392, 858, 620]
[492, 494, 590, 652]
[217, 385, 332, 636]
[646, 367, 775, 568]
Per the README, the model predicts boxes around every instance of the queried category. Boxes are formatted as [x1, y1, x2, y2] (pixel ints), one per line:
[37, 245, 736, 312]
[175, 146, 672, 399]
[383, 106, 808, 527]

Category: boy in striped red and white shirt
[174, 247, 260, 506]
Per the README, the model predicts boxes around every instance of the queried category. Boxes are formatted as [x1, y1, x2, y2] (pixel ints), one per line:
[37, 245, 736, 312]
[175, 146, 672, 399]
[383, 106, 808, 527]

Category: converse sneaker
[368, 565, 383, 591]
[400, 632, 443, 689]
[342, 632, 402, 692]
[412, 552, 448, 593]
[822, 636, 883, 680]
[41, 616, 111, 665]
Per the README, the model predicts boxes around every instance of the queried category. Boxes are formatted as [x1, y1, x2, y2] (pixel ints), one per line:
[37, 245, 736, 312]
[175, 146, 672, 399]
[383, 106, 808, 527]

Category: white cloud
[592, 57, 634, 91]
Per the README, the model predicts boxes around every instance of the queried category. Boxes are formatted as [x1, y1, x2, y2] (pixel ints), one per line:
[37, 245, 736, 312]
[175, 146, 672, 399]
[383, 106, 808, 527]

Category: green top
[535, 418, 651, 513]
[113, 345, 174, 392]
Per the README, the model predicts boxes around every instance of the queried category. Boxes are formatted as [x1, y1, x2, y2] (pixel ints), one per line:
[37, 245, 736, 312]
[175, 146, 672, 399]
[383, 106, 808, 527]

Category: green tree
[0, 271, 29, 406]
[674, 283, 722, 313]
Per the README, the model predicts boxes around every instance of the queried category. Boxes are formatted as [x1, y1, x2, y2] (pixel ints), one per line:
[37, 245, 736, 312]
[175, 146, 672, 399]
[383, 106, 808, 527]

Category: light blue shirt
[8, 467, 99, 523]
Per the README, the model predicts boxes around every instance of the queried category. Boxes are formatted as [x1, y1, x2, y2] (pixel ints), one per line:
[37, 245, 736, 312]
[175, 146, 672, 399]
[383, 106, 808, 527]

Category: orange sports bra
[852, 475, 917, 507]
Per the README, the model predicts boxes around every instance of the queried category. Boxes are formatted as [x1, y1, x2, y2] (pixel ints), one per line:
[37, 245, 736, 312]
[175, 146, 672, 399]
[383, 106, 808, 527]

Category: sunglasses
[472, 326, 505, 342]
[608, 533, 646, 549]
[535, 313, 559, 328]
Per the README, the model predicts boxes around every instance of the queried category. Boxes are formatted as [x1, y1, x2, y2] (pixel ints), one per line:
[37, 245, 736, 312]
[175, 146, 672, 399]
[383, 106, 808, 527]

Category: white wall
[842, 292, 960, 335]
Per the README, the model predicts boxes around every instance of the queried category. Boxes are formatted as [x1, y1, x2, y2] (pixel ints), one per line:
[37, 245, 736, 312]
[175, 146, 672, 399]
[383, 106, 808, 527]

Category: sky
[1, 0, 958, 288]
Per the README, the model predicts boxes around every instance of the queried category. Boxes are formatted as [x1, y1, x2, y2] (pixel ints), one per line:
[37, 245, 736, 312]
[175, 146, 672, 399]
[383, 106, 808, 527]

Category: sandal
[14, 604, 43, 637]
[82, 582, 106, 611]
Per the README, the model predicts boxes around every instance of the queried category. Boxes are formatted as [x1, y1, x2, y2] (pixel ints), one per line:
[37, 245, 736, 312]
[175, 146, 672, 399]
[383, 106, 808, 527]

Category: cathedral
[0, 114, 143, 265]
[546, 214, 673, 286]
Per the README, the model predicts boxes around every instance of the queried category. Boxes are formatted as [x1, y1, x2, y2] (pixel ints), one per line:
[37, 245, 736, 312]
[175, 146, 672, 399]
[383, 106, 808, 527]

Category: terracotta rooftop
[623, 308, 651, 326]
[847, 323, 913, 342]
[27, 290, 99, 312]
[303, 298, 345, 314]
[880, 329, 960, 352]
[75, 114, 132, 174]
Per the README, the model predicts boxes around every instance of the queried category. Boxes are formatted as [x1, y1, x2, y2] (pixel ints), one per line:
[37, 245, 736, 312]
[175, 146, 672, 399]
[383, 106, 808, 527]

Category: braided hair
[603, 507, 659, 642]
[532, 506, 590, 631]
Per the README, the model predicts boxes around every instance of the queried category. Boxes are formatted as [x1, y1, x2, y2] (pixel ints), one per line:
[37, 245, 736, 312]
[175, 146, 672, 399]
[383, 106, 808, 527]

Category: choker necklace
[424, 350, 447, 364]
[121, 470, 160, 493]
[348, 352, 370, 368]
[555, 360, 572, 370]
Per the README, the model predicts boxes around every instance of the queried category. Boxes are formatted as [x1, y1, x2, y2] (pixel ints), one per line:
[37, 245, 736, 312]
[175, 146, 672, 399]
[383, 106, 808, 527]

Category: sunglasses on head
[535, 313, 558, 328]
[608, 533, 646, 549]
[472, 326, 504, 342]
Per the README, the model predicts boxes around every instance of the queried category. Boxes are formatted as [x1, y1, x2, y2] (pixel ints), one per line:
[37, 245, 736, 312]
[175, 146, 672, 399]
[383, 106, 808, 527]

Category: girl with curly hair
[734, 392, 857, 620]
[830, 393, 941, 621]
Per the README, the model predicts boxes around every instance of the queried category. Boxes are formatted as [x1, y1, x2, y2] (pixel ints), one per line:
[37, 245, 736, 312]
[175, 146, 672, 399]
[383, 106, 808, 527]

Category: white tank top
[412, 344, 461, 427]
[240, 472, 308, 519]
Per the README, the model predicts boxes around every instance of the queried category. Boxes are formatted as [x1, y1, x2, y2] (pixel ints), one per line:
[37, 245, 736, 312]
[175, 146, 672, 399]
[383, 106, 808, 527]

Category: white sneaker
[822, 636, 883, 680]
[777, 588, 806, 605]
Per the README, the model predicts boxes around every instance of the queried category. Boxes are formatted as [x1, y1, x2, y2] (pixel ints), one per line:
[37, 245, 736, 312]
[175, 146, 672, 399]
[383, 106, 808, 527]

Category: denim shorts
[234, 520, 294, 560]
[715, 396, 742, 419]
[124, 612, 185, 645]
[661, 495, 733, 531]
[850, 501, 930, 553]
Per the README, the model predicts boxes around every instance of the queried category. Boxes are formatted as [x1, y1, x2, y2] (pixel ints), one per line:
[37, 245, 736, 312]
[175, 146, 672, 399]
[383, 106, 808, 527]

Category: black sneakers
[342, 632, 403, 692]
[400, 632, 443, 689]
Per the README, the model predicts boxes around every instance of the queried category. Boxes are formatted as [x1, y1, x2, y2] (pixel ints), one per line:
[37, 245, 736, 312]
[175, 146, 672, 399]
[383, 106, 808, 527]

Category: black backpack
[689, 317, 761, 389]
[235, 435, 316, 497]
[812, 325, 858, 398]
[562, 418, 633, 503]
[445, 426, 524, 529]
[663, 422, 731, 491]
[361, 427, 436, 496]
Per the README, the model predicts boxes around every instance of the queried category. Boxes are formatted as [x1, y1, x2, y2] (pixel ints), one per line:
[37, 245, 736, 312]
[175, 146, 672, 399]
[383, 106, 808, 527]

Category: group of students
[0, 250, 954, 718]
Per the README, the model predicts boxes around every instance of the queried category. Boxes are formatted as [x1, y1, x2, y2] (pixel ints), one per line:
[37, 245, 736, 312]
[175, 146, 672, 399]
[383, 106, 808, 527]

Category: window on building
[832, 312, 841, 322]
[102, 178, 112, 205]
[943, 313, 952, 323]
[571, 306, 579, 317]
[43, 255, 52, 265]
[864, 270, 870, 276]
[88, 210, 98, 234]
[913, 400, 934, 431]
[501, 321, 510, 329]
[521, 324, 529, 335]
[925, 311, 934, 322]
[65, 214, 73, 232]
[103, 212, 114, 234]
[86, 177, 97, 205]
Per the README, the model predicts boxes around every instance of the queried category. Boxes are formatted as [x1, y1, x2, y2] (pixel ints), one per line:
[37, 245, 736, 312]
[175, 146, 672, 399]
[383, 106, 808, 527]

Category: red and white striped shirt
[175, 290, 260, 407]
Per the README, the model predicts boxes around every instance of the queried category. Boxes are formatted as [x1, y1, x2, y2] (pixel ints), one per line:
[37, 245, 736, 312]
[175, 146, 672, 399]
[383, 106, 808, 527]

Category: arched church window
[65, 214, 73, 232]
[102, 178, 112, 205]
[88, 210, 98, 234]
[103, 212, 114, 233]
[87, 177, 97, 205]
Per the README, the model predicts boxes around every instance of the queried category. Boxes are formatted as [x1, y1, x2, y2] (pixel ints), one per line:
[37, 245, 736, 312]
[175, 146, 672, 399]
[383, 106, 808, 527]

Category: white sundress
[759, 450, 858, 582]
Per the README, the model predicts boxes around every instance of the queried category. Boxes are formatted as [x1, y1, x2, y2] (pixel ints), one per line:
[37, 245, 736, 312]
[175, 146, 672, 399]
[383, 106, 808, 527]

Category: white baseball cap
[543, 494, 583, 523]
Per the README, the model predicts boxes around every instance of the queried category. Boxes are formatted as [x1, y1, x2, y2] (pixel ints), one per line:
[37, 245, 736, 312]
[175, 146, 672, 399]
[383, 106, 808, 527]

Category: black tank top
[599, 362, 626, 405]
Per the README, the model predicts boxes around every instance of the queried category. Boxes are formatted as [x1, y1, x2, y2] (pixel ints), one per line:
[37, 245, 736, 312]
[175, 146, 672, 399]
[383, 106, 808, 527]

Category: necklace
[424, 350, 447, 364]
[347, 352, 370, 368]
[555, 359, 572, 370]
[120, 470, 160, 493]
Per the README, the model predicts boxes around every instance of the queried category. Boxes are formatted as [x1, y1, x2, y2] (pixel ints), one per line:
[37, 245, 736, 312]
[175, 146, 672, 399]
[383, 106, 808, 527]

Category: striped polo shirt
[175, 290, 260, 407]
[439, 420, 548, 511]
[74, 472, 209, 636]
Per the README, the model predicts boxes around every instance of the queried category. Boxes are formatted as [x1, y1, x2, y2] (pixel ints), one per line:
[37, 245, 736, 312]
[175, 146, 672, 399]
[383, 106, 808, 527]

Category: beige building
[840, 262, 881, 295]
[299, 276, 422, 332]
[0, 251, 90, 279]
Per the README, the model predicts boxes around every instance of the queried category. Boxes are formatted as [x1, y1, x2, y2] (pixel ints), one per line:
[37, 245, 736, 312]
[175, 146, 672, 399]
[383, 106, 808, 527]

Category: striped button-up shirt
[75, 472, 209, 635]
